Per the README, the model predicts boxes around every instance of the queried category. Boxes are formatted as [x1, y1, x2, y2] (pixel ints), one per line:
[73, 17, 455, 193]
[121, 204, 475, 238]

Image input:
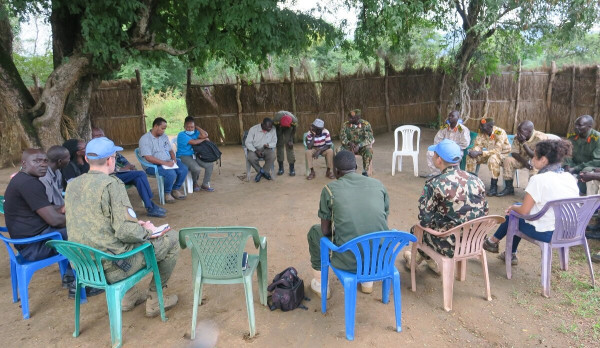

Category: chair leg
[73, 282, 82, 338]
[558, 247, 569, 271]
[505, 233, 514, 280]
[10, 261, 18, 303]
[392, 270, 402, 333]
[190, 275, 203, 340]
[105, 289, 123, 348]
[541, 244, 552, 297]
[258, 260, 268, 306]
[392, 155, 397, 176]
[398, 156, 403, 172]
[382, 278, 391, 304]
[157, 176, 165, 205]
[242, 276, 257, 338]
[412, 155, 418, 177]
[17, 268, 34, 319]
[480, 252, 492, 301]
[321, 267, 329, 313]
[456, 260, 467, 281]
[343, 278, 358, 341]
[582, 238, 596, 288]
[410, 244, 417, 292]
[152, 267, 166, 322]
[246, 161, 252, 182]
[441, 259, 455, 312]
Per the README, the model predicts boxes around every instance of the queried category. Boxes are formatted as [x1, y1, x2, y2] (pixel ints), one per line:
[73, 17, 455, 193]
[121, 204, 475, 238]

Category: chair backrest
[547, 196, 600, 244]
[181, 227, 258, 280]
[546, 134, 560, 140]
[448, 215, 506, 259]
[393, 126, 420, 153]
[507, 134, 515, 145]
[135, 148, 155, 172]
[46, 240, 109, 287]
[334, 231, 416, 280]
[0, 195, 4, 214]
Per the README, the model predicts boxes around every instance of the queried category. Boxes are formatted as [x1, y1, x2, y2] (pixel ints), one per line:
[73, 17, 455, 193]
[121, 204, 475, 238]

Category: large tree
[0, 0, 338, 165]
[350, 0, 600, 119]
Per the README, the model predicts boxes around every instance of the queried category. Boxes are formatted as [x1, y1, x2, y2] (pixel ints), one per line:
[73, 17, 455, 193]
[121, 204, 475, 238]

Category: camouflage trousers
[104, 229, 180, 291]
[410, 226, 456, 259]
[466, 152, 505, 179]
[502, 156, 537, 180]
[341, 145, 373, 172]
[276, 126, 295, 164]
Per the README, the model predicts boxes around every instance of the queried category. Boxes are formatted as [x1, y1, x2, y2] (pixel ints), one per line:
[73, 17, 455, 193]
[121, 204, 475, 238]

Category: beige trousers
[305, 148, 334, 170]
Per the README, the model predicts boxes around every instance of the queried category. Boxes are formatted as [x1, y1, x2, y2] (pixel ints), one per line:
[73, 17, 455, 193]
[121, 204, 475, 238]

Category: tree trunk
[63, 74, 95, 140]
[449, 30, 483, 121]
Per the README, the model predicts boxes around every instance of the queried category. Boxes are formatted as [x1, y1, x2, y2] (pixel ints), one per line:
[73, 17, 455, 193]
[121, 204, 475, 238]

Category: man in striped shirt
[306, 118, 335, 180]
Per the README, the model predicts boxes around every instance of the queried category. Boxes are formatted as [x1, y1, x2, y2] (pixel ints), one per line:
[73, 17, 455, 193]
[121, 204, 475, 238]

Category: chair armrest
[508, 204, 551, 221]
[319, 237, 339, 253]
[101, 243, 152, 261]
[7, 231, 65, 245]
[413, 224, 456, 238]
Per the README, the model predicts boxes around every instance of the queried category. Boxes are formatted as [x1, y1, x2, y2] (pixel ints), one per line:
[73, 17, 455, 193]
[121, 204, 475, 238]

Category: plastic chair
[242, 131, 275, 182]
[135, 148, 166, 205]
[171, 137, 195, 193]
[179, 226, 267, 338]
[392, 126, 420, 177]
[303, 132, 337, 177]
[46, 240, 166, 348]
[320, 230, 416, 341]
[459, 131, 479, 171]
[0, 230, 69, 319]
[505, 196, 600, 297]
[411, 215, 505, 311]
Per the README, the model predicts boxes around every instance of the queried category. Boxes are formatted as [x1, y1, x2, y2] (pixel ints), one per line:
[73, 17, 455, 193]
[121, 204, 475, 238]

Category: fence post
[136, 69, 147, 132]
[338, 71, 345, 130]
[482, 75, 490, 118]
[384, 64, 391, 132]
[568, 66, 576, 133]
[512, 59, 522, 134]
[289, 66, 297, 116]
[594, 65, 600, 121]
[545, 61, 557, 133]
[236, 75, 244, 142]
[437, 71, 446, 126]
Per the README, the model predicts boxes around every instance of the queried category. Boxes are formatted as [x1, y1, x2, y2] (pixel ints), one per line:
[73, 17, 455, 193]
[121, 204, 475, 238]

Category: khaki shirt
[473, 126, 511, 156]
[433, 124, 471, 149]
[512, 130, 548, 160]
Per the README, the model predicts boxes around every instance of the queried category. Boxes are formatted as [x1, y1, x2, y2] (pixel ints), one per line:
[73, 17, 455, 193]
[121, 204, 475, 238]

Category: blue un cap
[86, 137, 123, 160]
[428, 139, 462, 164]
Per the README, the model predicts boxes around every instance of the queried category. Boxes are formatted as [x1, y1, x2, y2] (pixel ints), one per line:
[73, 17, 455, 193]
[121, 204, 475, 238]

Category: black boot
[289, 163, 296, 176]
[497, 179, 515, 197]
[277, 161, 284, 175]
[488, 178, 498, 196]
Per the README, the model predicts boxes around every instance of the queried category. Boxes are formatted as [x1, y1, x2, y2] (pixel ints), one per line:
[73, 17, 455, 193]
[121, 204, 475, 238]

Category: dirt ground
[1, 128, 599, 348]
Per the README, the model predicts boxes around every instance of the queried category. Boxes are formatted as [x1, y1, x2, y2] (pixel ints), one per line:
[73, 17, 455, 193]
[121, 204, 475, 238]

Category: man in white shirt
[245, 118, 277, 182]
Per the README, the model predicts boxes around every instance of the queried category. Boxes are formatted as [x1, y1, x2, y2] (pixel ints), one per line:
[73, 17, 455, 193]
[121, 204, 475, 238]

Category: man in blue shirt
[176, 116, 215, 192]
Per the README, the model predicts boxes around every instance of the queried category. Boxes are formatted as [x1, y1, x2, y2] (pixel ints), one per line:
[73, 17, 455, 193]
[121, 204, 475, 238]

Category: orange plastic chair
[410, 215, 505, 311]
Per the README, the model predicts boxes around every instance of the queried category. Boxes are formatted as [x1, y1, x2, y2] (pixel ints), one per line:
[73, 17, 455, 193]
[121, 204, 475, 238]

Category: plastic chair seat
[46, 241, 166, 348]
[135, 148, 167, 205]
[411, 216, 505, 311]
[303, 132, 337, 176]
[505, 196, 600, 297]
[392, 126, 420, 177]
[179, 226, 268, 339]
[320, 230, 416, 341]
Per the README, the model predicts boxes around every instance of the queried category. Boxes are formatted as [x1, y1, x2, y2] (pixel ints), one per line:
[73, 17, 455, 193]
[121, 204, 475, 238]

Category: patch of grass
[144, 88, 187, 135]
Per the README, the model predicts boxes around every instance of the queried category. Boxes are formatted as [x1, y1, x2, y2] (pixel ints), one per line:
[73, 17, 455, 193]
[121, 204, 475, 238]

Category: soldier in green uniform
[404, 139, 488, 273]
[307, 150, 389, 298]
[65, 137, 180, 317]
[340, 109, 375, 176]
[273, 111, 298, 176]
[563, 115, 600, 194]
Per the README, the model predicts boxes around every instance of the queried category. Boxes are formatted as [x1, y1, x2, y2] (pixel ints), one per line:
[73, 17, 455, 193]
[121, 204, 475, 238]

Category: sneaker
[362, 171, 369, 177]
[255, 171, 262, 182]
[262, 171, 272, 180]
[310, 278, 331, 299]
[62, 270, 75, 288]
[200, 185, 215, 192]
[171, 189, 186, 200]
[68, 283, 105, 299]
[359, 282, 373, 294]
[146, 290, 178, 317]
[146, 205, 166, 218]
[403, 250, 423, 270]
[483, 238, 499, 253]
[498, 251, 518, 265]
[164, 193, 176, 204]
[193, 185, 201, 192]
[122, 286, 147, 312]
[425, 259, 441, 275]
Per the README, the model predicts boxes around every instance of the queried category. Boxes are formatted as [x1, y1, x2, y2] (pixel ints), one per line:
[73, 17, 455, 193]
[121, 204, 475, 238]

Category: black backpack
[267, 267, 307, 311]
[192, 140, 222, 163]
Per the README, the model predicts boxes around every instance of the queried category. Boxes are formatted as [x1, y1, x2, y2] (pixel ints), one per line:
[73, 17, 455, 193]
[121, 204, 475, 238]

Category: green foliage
[117, 55, 187, 94]
[12, 51, 53, 86]
[143, 89, 187, 135]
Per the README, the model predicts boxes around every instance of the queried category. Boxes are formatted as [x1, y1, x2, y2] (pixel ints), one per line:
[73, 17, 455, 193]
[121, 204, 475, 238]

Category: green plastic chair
[460, 131, 479, 171]
[178, 227, 267, 339]
[46, 240, 166, 348]
[303, 132, 337, 177]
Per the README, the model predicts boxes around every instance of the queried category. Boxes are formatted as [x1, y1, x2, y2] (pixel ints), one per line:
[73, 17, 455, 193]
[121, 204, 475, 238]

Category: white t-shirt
[525, 171, 579, 232]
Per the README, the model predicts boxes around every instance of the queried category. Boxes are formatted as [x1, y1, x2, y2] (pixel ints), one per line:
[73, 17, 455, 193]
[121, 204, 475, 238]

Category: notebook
[151, 224, 170, 237]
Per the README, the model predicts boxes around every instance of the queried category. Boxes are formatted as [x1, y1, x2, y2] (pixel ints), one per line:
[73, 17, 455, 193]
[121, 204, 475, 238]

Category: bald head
[516, 120, 534, 142]
[91, 127, 105, 139]
[21, 149, 48, 178]
[46, 145, 71, 170]
[574, 115, 594, 138]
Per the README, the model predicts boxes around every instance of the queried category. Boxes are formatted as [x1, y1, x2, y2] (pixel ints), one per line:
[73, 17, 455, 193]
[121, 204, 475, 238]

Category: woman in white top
[483, 140, 579, 264]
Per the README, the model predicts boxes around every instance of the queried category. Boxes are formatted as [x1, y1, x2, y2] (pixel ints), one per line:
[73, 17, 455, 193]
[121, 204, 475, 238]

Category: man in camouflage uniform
[273, 111, 298, 176]
[340, 109, 375, 176]
[466, 118, 511, 196]
[65, 137, 180, 317]
[426, 110, 471, 177]
[563, 115, 600, 195]
[498, 120, 548, 196]
[405, 139, 488, 273]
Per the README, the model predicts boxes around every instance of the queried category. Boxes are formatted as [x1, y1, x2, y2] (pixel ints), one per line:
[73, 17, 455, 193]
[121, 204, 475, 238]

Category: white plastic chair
[392, 126, 420, 177]
[171, 137, 194, 194]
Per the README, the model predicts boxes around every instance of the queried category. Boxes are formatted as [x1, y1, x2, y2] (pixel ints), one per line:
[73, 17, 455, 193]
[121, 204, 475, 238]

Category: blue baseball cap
[428, 139, 462, 163]
[86, 137, 123, 159]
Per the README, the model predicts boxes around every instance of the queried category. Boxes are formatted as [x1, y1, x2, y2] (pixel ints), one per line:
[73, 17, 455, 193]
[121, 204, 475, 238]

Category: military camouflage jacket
[418, 166, 488, 232]
[65, 171, 152, 272]
[340, 119, 374, 149]
[564, 129, 600, 171]
[433, 123, 471, 149]
[473, 126, 511, 156]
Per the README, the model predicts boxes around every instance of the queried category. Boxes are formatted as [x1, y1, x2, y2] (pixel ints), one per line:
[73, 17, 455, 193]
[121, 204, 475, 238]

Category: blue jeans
[145, 159, 188, 193]
[115, 170, 154, 208]
[493, 215, 553, 253]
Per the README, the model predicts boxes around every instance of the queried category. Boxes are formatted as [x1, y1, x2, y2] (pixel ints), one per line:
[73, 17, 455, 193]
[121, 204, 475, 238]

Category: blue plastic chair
[320, 231, 416, 341]
[134, 148, 166, 205]
[0, 230, 69, 319]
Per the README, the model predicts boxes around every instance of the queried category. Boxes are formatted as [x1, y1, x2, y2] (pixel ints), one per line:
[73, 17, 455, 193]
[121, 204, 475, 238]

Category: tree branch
[454, 0, 470, 30]
[133, 40, 194, 56]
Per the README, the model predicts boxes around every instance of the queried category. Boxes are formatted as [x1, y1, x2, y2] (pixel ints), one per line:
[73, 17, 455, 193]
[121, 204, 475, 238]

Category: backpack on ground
[267, 267, 307, 311]
[192, 140, 222, 163]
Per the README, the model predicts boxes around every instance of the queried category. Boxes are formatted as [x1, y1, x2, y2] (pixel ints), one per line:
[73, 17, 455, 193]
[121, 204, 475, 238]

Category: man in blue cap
[404, 139, 489, 273]
[65, 137, 180, 316]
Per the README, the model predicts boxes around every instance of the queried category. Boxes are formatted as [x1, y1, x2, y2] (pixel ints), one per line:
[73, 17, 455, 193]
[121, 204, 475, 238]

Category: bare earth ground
[0, 128, 599, 348]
